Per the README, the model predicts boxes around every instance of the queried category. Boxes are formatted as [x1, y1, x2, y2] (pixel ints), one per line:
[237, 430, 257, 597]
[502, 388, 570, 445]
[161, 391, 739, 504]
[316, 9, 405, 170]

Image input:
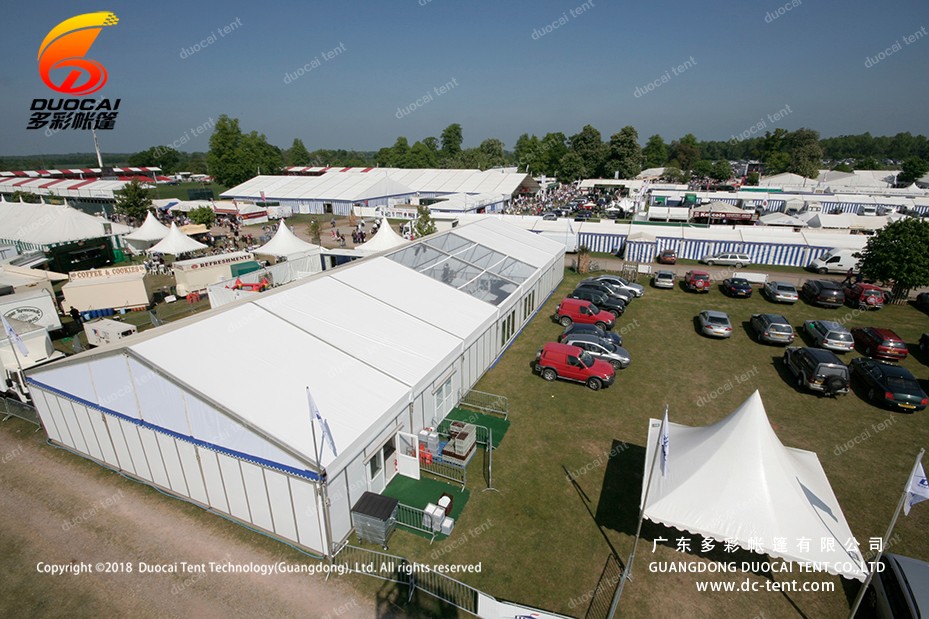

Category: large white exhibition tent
[254, 220, 320, 259]
[0, 200, 131, 251]
[642, 391, 867, 581]
[146, 222, 207, 255]
[26, 217, 565, 557]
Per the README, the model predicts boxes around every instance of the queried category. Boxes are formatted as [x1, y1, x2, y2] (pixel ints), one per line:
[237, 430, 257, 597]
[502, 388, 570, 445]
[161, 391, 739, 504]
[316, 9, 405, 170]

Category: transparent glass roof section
[388, 231, 534, 305]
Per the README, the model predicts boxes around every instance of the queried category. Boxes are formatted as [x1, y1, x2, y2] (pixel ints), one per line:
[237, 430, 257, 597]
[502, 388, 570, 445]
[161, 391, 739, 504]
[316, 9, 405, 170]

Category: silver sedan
[697, 310, 733, 338]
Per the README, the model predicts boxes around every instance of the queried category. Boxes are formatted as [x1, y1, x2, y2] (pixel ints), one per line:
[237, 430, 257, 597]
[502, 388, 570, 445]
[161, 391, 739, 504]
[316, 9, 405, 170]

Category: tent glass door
[396, 432, 420, 480]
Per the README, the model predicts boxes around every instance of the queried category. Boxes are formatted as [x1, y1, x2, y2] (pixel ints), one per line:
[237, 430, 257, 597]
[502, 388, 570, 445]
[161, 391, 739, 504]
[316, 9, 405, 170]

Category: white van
[809, 248, 860, 274]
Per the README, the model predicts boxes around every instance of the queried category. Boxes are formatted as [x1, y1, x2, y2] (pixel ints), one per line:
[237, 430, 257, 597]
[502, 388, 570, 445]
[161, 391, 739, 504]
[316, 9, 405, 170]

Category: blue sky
[3, 0, 929, 155]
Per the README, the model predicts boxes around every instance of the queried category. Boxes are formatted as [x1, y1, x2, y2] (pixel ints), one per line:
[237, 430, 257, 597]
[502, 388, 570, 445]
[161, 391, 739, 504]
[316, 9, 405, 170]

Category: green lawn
[378, 268, 929, 618]
[146, 182, 228, 201]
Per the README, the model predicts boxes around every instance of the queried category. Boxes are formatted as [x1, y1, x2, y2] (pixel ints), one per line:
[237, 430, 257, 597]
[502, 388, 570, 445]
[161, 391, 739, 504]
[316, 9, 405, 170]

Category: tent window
[434, 376, 454, 416]
[368, 452, 382, 480]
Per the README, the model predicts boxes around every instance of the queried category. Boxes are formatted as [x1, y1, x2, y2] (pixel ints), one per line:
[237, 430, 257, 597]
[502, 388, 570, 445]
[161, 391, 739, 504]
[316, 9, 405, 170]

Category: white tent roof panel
[129, 303, 411, 469]
[453, 218, 562, 268]
[256, 277, 462, 391]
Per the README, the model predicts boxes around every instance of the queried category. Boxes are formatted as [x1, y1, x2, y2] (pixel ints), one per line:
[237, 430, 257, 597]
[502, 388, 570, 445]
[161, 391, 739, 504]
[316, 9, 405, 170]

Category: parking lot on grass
[379, 267, 929, 618]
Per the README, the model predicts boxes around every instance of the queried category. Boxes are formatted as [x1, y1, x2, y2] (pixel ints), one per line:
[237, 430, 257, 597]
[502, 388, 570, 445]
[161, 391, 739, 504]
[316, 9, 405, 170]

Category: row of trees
[112, 119, 929, 188]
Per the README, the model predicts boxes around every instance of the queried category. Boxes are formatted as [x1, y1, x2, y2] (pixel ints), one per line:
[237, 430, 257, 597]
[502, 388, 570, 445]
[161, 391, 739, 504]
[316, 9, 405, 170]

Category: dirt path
[0, 419, 393, 619]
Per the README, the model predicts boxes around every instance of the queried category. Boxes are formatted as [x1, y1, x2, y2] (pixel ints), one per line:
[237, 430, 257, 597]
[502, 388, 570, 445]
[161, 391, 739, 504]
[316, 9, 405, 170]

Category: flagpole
[609, 405, 668, 618]
[848, 448, 925, 619]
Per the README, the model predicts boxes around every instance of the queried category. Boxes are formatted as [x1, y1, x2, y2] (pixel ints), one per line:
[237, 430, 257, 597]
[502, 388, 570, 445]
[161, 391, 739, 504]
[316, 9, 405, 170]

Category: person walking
[69, 306, 83, 325]
[842, 267, 854, 285]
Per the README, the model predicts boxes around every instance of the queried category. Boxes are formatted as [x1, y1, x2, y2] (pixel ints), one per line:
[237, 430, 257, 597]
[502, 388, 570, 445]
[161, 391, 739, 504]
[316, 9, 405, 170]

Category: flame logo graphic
[37, 12, 119, 96]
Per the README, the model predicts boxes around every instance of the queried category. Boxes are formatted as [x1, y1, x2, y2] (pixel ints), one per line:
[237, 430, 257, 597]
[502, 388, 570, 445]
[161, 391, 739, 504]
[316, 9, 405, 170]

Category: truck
[1, 316, 65, 402]
[808, 248, 860, 274]
[0, 289, 62, 332]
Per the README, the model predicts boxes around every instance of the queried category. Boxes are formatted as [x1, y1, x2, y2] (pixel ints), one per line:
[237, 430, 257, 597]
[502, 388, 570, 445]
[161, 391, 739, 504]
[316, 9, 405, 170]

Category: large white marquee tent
[27, 218, 564, 557]
[642, 391, 868, 581]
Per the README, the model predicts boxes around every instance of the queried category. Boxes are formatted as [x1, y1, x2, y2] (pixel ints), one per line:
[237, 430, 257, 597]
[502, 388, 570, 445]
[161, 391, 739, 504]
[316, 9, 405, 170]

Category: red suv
[851, 327, 908, 361]
[534, 342, 615, 390]
[552, 298, 615, 330]
[843, 283, 885, 310]
[684, 270, 711, 293]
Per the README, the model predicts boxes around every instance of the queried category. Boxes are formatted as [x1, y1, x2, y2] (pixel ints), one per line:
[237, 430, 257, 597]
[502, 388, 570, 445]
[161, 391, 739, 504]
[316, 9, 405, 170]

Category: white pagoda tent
[356, 218, 409, 253]
[254, 221, 321, 259]
[146, 222, 207, 256]
[642, 391, 867, 581]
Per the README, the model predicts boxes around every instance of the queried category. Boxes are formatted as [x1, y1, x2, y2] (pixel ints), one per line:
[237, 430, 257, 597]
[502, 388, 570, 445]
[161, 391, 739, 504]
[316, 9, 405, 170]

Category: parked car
[559, 323, 622, 347]
[916, 291, 929, 311]
[782, 347, 850, 396]
[721, 277, 753, 298]
[750, 314, 796, 345]
[573, 211, 593, 221]
[541, 212, 558, 221]
[701, 252, 751, 268]
[657, 249, 677, 265]
[921, 332, 929, 353]
[567, 288, 625, 318]
[684, 270, 712, 293]
[800, 279, 845, 308]
[808, 248, 859, 274]
[653, 270, 675, 289]
[869, 553, 929, 618]
[534, 342, 615, 391]
[762, 281, 799, 304]
[696, 310, 733, 338]
[851, 327, 909, 361]
[576, 280, 635, 305]
[593, 274, 645, 298]
[561, 333, 631, 370]
[843, 282, 885, 310]
[552, 298, 615, 330]
[802, 320, 854, 352]
[850, 358, 928, 412]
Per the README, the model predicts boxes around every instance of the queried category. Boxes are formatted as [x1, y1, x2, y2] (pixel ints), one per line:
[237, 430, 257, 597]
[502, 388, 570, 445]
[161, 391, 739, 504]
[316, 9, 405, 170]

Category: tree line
[6, 120, 929, 187]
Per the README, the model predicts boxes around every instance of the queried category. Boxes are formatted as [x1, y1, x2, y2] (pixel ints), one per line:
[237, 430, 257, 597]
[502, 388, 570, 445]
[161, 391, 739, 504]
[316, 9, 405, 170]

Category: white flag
[659, 409, 670, 478]
[306, 387, 338, 458]
[904, 461, 929, 516]
[1, 315, 28, 357]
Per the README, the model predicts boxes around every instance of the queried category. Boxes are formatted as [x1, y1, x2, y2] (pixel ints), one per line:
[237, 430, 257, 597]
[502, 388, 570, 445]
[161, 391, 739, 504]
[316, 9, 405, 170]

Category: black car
[916, 292, 929, 311]
[575, 281, 635, 306]
[800, 279, 845, 308]
[850, 357, 928, 412]
[721, 277, 753, 298]
[558, 322, 622, 347]
[782, 347, 850, 396]
[567, 288, 625, 318]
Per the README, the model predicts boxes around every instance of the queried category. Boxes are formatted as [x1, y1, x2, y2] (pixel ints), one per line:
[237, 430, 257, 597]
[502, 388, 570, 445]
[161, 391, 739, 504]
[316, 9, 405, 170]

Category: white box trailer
[173, 251, 254, 296]
[61, 267, 153, 312]
[0, 289, 62, 332]
[83, 318, 138, 347]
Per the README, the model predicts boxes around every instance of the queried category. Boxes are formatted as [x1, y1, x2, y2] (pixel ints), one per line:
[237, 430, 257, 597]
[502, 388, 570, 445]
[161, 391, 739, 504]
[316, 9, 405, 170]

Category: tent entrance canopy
[641, 391, 867, 581]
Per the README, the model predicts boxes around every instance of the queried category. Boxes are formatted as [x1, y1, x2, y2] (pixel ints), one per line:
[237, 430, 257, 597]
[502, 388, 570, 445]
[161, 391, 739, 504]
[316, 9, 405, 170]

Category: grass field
[145, 182, 228, 201]
[375, 268, 929, 618]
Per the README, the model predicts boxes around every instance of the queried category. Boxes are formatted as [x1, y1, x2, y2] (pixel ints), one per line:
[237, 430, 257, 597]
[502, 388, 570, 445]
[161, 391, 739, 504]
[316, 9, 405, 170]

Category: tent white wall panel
[128, 358, 189, 433]
[105, 415, 135, 475]
[34, 390, 63, 443]
[156, 433, 189, 496]
[264, 469, 298, 541]
[175, 441, 209, 505]
[84, 406, 118, 464]
[138, 427, 170, 489]
[289, 477, 324, 551]
[59, 400, 90, 456]
[119, 419, 151, 479]
[217, 453, 251, 522]
[241, 461, 274, 532]
[198, 448, 230, 513]
[327, 469, 354, 544]
[86, 355, 140, 418]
